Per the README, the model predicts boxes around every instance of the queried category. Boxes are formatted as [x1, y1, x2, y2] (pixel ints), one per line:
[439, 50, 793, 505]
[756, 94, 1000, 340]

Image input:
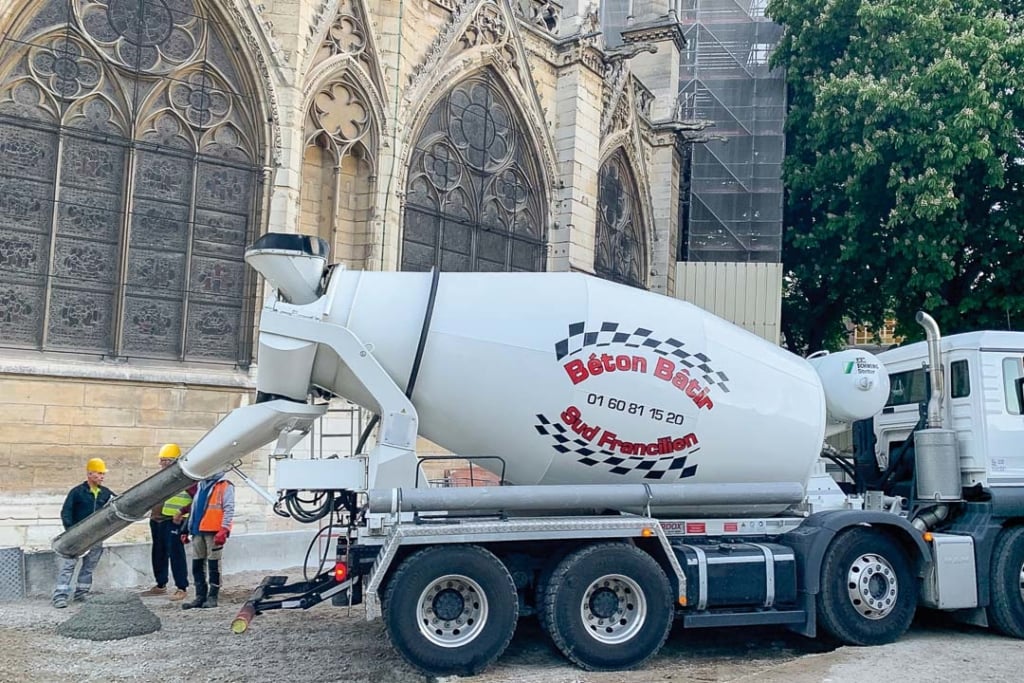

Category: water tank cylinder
[807, 350, 890, 425]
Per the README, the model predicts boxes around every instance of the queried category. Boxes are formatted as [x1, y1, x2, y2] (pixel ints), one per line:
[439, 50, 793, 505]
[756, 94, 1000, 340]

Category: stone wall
[0, 372, 288, 549]
[0, 0, 722, 555]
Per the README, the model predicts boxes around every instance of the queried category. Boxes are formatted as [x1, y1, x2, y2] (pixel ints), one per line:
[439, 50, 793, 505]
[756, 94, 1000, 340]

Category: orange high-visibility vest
[198, 480, 233, 532]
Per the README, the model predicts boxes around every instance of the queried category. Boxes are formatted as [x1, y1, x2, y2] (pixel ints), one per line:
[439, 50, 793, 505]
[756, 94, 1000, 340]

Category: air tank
[263, 269, 888, 516]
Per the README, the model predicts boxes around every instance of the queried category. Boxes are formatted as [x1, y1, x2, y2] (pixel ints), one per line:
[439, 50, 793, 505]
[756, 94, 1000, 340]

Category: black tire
[987, 526, 1024, 639]
[816, 527, 916, 645]
[383, 545, 518, 677]
[542, 543, 673, 671]
[534, 546, 575, 633]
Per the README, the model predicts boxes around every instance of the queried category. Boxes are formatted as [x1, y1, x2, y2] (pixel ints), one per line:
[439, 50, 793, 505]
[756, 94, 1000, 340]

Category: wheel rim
[1018, 558, 1024, 604]
[579, 573, 647, 644]
[846, 553, 899, 620]
[416, 574, 488, 648]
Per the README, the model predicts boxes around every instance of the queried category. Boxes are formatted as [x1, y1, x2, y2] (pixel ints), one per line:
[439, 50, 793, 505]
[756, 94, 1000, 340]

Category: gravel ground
[1, 569, 1022, 683]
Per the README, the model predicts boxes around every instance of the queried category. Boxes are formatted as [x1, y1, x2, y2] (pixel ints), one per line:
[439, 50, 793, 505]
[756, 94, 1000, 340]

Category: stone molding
[400, 0, 560, 201]
[226, 0, 286, 167]
[0, 355, 256, 390]
[303, 0, 388, 97]
[620, 15, 687, 52]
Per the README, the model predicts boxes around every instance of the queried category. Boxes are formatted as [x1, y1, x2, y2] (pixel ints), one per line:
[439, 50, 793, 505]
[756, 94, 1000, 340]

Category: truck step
[682, 609, 806, 629]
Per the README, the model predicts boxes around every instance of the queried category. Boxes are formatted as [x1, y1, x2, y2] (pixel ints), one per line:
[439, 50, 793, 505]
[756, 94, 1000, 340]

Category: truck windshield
[886, 368, 927, 407]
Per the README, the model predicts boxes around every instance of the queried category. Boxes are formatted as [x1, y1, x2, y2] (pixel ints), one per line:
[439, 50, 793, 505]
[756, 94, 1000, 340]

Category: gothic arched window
[0, 0, 264, 364]
[402, 70, 547, 272]
[299, 1, 382, 268]
[596, 150, 646, 288]
[299, 76, 378, 267]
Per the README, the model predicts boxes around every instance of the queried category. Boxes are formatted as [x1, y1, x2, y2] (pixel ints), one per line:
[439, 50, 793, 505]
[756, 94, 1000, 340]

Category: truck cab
[874, 332, 1024, 490]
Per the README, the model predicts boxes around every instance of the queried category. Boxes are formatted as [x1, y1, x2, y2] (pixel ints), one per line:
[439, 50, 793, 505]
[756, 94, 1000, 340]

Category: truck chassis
[226, 499, 1012, 676]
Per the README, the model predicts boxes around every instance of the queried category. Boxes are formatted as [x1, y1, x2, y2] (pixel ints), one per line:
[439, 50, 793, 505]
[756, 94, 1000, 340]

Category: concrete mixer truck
[53, 233, 1024, 676]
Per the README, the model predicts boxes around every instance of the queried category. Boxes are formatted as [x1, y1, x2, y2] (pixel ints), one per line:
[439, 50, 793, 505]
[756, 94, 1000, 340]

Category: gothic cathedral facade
[0, 0, 709, 545]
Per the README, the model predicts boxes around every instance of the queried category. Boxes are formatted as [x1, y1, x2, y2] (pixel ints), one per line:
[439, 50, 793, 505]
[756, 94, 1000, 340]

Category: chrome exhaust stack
[911, 312, 961, 531]
[916, 311, 945, 429]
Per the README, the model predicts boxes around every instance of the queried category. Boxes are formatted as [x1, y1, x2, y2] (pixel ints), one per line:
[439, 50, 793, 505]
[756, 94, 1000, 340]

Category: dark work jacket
[61, 482, 114, 530]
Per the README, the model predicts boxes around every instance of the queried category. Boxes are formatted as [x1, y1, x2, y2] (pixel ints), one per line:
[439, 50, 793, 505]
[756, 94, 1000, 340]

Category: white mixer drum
[307, 270, 830, 515]
[807, 349, 890, 424]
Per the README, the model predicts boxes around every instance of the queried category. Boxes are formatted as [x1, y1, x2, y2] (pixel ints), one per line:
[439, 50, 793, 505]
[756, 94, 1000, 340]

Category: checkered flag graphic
[534, 414, 699, 480]
[553, 321, 731, 393]
[554, 321, 624, 359]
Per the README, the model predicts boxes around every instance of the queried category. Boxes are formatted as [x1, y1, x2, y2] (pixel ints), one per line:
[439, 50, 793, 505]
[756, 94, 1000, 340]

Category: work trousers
[189, 533, 224, 604]
[150, 518, 189, 590]
[191, 532, 224, 560]
[52, 543, 103, 603]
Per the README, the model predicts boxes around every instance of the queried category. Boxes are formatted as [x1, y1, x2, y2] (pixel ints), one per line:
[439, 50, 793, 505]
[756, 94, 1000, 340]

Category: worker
[181, 471, 234, 609]
[140, 444, 191, 601]
[53, 458, 114, 609]
[170, 478, 199, 599]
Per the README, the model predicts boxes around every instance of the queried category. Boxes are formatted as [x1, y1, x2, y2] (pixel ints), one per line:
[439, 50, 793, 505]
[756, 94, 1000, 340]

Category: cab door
[947, 357, 983, 484]
[984, 353, 1024, 486]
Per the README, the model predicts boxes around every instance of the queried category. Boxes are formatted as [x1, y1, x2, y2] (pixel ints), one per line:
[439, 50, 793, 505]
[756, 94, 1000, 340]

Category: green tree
[768, 0, 1024, 352]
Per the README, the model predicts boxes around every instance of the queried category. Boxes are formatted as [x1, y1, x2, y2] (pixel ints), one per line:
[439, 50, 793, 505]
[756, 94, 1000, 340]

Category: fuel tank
[292, 269, 862, 514]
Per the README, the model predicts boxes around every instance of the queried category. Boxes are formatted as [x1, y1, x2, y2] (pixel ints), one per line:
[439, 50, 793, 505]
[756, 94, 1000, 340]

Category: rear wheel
[383, 545, 518, 676]
[816, 528, 916, 645]
[535, 546, 574, 633]
[542, 543, 673, 670]
[988, 526, 1024, 638]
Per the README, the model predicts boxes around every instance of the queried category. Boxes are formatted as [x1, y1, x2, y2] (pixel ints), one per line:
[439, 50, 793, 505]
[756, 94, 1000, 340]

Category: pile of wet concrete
[56, 592, 161, 641]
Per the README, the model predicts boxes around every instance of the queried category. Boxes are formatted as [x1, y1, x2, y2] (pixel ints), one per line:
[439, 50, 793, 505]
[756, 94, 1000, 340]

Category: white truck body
[51, 235, 1024, 677]
[262, 268, 853, 514]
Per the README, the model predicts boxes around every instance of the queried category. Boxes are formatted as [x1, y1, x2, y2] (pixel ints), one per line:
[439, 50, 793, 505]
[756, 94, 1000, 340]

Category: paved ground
[1, 569, 1022, 683]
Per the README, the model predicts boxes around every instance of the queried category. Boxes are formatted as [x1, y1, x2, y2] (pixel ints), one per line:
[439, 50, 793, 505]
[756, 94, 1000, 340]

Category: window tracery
[596, 150, 646, 288]
[0, 0, 263, 363]
[402, 71, 547, 273]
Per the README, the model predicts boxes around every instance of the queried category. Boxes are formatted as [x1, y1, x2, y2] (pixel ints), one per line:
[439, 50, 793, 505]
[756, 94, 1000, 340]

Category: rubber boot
[202, 559, 220, 608]
[182, 560, 207, 610]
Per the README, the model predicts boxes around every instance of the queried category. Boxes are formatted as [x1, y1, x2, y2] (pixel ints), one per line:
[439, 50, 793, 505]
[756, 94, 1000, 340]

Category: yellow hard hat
[158, 443, 181, 460]
[86, 458, 107, 474]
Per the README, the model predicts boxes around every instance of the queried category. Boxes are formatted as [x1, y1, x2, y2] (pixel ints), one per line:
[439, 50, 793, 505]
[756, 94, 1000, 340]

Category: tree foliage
[767, 0, 1024, 352]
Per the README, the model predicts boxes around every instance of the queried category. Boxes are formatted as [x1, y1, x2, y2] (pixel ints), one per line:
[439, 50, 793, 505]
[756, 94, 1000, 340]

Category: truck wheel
[534, 562, 555, 633]
[987, 526, 1024, 638]
[817, 527, 916, 645]
[542, 543, 673, 670]
[535, 546, 574, 633]
[383, 545, 518, 676]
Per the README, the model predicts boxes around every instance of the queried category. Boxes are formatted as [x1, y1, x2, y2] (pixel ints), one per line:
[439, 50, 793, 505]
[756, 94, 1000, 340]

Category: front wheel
[383, 545, 518, 677]
[816, 528, 916, 645]
[542, 543, 673, 670]
[988, 526, 1024, 638]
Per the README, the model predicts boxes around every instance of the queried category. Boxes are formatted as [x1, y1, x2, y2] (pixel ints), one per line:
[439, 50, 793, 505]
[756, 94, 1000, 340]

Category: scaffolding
[678, 0, 785, 263]
[603, 1, 786, 263]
